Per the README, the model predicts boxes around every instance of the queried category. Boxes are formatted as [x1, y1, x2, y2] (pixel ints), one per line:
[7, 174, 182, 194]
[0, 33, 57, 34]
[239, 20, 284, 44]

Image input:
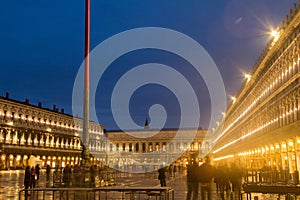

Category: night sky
[0, 0, 296, 130]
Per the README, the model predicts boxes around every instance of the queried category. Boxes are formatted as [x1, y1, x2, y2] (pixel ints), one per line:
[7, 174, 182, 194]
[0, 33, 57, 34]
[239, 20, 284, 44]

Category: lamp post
[82, 0, 90, 167]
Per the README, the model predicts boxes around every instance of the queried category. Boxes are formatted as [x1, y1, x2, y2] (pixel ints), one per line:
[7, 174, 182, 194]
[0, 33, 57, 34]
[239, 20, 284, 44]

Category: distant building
[98, 128, 208, 171]
[0, 93, 104, 169]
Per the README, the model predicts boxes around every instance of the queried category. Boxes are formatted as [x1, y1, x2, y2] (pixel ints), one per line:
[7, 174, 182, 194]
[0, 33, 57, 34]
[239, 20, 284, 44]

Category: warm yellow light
[266, 147, 269, 151]
[214, 154, 234, 161]
[244, 73, 251, 82]
[270, 30, 280, 44]
[271, 30, 279, 37]
[231, 96, 236, 103]
[7, 121, 13, 126]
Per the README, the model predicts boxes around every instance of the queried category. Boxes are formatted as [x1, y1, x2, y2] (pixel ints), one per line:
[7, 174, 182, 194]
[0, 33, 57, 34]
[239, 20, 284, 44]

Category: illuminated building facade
[211, 3, 300, 173]
[0, 92, 207, 171]
[99, 129, 207, 171]
[0, 93, 104, 169]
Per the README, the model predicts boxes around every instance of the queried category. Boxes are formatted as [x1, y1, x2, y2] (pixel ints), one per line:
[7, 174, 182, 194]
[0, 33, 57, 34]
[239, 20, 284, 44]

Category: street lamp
[230, 96, 236, 103]
[244, 73, 251, 83]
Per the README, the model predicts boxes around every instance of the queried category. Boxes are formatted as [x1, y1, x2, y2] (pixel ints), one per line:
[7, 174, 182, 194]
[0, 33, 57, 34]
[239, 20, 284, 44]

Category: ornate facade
[211, 3, 300, 173]
[0, 94, 104, 169]
[97, 129, 207, 171]
[0, 93, 207, 171]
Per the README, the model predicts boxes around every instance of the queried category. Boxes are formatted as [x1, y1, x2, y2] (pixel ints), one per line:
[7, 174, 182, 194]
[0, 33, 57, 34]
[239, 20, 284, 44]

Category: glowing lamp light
[244, 73, 251, 82]
[271, 30, 279, 37]
[231, 96, 236, 103]
[7, 121, 13, 126]
[270, 30, 280, 43]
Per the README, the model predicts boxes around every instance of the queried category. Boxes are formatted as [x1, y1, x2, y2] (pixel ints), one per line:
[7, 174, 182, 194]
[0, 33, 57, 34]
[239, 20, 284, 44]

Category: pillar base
[82, 146, 90, 168]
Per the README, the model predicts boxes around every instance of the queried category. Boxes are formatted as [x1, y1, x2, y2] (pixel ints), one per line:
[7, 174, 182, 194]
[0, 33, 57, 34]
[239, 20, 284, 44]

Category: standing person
[30, 166, 36, 189]
[35, 164, 40, 182]
[24, 166, 31, 199]
[90, 165, 96, 187]
[214, 164, 222, 194]
[158, 166, 166, 186]
[219, 163, 231, 200]
[46, 164, 51, 186]
[173, 165, 177, 177]
[168, 165, 173, 178]
[73, 164, 80, 187]
[63, 165, 71, 187]
[186, 160, 200, 200]
[229, 162, 243, 199]
[199, 157, 214, 200]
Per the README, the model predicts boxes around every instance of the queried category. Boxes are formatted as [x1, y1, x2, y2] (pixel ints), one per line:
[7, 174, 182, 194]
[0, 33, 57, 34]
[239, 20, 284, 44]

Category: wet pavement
[0, 169, 298, 200]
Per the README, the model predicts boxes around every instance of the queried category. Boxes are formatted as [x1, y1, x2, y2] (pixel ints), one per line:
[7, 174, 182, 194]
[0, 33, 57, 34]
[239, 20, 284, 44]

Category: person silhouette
[158, 165, 166, 187]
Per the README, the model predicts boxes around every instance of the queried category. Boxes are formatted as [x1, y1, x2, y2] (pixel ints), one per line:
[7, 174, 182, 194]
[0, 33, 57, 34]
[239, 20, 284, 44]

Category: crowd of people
[155, 156, 245, 200]
[51, 164, 100, 188]
[185, 157, 244, 200]
[157, 164, 184, 187]
[23, 158, 246, 200]
[23, 163, 103, 199]
[23, 164, 41, 199]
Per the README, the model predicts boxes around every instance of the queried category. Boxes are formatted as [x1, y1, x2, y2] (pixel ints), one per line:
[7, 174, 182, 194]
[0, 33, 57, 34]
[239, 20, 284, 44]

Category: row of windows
[0, 102, 103, 134]
[104, 142, 206, 153]
[212, 23, 300, 153]
[214, 86, 300, 153]
[0, 128, 82, 150]
[222, 34, 300, 138]
[223, 21, 300, 129]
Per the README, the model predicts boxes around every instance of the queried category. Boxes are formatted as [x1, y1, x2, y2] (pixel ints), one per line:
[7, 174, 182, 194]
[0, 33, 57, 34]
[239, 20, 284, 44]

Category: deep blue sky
[0, 0, 296, 130]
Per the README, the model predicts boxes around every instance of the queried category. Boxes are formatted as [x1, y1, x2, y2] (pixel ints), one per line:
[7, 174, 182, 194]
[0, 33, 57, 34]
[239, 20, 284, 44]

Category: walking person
[24, 166, 31, 199]
[186, 159, 200, 200]
[199, 157, 214, 200]
[158, 165, 167, 186]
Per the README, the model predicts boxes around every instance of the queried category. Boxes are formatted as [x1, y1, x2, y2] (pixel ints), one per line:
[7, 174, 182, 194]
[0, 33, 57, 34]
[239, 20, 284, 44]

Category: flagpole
[82, 0, 90, 167]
